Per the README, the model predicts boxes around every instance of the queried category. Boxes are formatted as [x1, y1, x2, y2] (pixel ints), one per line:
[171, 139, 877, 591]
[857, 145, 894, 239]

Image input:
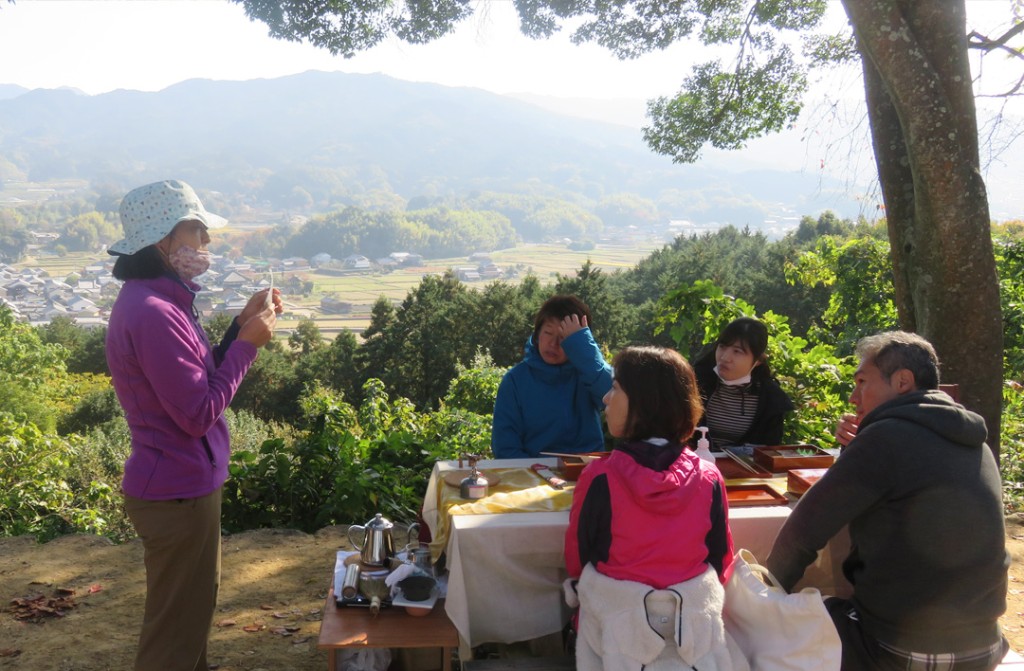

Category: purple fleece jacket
[106, 275, 258, 500]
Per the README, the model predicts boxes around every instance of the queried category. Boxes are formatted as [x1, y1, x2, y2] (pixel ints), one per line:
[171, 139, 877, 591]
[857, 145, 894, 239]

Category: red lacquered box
[787, 468, 829, 496]
[553, 452, 610, 480]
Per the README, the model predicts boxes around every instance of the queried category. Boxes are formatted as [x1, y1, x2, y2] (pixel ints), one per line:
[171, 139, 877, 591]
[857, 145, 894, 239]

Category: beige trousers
[125, 488, 222, 671]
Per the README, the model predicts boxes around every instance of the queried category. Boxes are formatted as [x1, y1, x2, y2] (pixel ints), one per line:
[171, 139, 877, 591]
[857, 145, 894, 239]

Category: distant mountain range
[0, 84, 30, 101]
[0, 70, 968, 229]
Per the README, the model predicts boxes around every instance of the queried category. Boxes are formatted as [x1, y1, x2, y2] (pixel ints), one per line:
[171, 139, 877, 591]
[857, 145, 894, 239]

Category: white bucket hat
[108, 179, 227, 255]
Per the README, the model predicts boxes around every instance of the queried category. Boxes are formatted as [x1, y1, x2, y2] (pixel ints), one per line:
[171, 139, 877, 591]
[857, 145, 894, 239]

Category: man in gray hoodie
[767, 331, 1008, 671]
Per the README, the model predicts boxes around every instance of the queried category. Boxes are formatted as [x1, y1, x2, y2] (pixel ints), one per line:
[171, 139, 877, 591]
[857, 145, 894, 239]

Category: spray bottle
[694, 426, 715, 463]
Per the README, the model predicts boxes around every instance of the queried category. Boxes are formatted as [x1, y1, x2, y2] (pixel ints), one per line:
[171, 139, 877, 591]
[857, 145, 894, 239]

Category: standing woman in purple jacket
[105, 180, 280, 671]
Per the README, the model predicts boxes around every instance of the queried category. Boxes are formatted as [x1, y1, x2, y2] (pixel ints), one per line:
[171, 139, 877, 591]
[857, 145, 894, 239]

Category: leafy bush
[222, 377, 493, 533]
[0, 413, 121, 540]
[65, 419, 134, 541]
[72, 416, 130, 487]
[784, 236, 899, 355]
[1002, 382, 1024, 512]
[422, 406, 494, 461]
[995, 237, 1024, 378]
[0, 306, 70, 432]
[225, 382, 410, 531]
[58, 385, 123, 435]
[443, 352, 504, 416]
[226, 408, 296, 455]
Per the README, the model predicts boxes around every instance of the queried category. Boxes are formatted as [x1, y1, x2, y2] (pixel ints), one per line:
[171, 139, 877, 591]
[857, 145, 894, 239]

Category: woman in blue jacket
[491, 295, 612, 459]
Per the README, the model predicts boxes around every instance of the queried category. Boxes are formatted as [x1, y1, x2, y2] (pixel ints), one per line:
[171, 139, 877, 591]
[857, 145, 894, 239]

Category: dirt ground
[3, 518, 1024, 671]
[0, 526, 357, 671]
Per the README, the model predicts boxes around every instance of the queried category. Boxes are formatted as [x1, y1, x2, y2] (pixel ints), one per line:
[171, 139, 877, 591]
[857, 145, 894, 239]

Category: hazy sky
[0, 0, 713, 100]
[1, 1, 1014, 100]
[1, 0, 1020, 216]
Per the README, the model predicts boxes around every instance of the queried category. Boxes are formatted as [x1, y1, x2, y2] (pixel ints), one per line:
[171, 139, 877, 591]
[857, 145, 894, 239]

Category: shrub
[1002, 382, 1024, 512]
[58, 386, 123, 435]
[443, 352, 504, 416]
[222, 379, 494, 533]
[0, 413, 121, 540]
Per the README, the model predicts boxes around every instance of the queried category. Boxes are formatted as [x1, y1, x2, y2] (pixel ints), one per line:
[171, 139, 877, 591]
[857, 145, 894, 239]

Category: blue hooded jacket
[491, 327, 612, 459]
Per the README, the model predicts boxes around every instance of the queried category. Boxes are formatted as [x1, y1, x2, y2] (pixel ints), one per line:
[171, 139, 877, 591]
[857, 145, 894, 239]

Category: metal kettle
[348, 513, 398, 566]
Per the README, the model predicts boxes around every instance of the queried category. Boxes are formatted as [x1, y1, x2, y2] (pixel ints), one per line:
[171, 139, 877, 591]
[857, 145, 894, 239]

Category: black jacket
[693, 359, 794, 446]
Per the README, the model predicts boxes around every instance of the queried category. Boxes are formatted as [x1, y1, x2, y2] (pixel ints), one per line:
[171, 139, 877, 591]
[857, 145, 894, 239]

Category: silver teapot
[348, 513, 418, 566]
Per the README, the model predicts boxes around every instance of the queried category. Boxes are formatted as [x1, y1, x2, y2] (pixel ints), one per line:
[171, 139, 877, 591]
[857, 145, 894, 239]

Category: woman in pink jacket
[565, 346, 740, 671]
[106, 180, 280, 671]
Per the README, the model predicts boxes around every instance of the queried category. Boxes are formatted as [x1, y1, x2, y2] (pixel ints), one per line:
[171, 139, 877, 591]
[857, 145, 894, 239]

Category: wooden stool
[318, 589, 459, 671]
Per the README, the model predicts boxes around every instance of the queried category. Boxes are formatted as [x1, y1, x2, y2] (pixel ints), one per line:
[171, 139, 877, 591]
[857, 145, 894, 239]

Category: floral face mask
[168, 245, 211, 281]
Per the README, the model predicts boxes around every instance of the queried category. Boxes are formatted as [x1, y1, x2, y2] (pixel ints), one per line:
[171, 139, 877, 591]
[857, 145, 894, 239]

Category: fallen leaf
[215, 619, 236, 628]
[292, 636, 311, 645]
[56, 587, 75, 596]
[87, 584, 103, 594]
[270, 627, 291, 636]
[8, 592, 78, 622]
[0, 649, 22, 658]
[242, 623, 266, 633]
[259, 604, 274, 610]
[271, 612, 289, 619]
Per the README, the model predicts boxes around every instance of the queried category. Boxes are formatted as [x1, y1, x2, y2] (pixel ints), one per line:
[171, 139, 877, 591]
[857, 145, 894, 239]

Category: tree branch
[967, 22, 1024, 54]
[968, 23, 1024, 97]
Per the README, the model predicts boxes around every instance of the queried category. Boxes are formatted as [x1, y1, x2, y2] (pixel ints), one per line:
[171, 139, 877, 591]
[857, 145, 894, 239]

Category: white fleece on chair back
[575, 563, 749, 671]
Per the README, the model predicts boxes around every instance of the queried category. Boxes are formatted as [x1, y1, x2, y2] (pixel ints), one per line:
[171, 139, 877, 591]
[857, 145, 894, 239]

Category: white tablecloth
[424, 458, 848, 649]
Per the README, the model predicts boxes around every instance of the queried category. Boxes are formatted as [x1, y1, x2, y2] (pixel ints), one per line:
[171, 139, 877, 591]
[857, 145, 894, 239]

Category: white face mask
[714, 365, 752, 386]
[168, 245, 211, 281]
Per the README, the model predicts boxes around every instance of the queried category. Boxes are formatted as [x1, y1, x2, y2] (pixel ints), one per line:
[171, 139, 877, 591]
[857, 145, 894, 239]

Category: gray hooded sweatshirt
[766, 390, 1007, 652]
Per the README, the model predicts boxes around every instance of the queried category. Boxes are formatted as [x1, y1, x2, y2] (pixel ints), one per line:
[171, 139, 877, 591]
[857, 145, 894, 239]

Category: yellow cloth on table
[429, 467, 575, 562]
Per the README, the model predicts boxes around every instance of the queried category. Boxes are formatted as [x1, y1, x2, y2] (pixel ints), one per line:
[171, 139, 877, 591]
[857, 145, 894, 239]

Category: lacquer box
[751, 445, 834, 472]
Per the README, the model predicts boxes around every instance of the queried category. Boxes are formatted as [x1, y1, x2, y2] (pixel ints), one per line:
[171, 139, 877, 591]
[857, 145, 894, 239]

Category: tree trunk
[841, 0, 1003, 456]
[860, 60, 917, 332]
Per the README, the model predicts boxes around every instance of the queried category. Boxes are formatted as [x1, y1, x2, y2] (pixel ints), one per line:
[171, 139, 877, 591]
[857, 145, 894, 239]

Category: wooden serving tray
[787, 468, 828, 496]
[721, 445, 773, 477]
[752, 445, 834, 472]
[714, 456, 773, 480]
[726, 483, 788, 507]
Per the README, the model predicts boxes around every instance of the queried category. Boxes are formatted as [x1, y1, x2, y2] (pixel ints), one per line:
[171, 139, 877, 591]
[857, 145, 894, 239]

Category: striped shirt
[704, 382, 758, 448]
